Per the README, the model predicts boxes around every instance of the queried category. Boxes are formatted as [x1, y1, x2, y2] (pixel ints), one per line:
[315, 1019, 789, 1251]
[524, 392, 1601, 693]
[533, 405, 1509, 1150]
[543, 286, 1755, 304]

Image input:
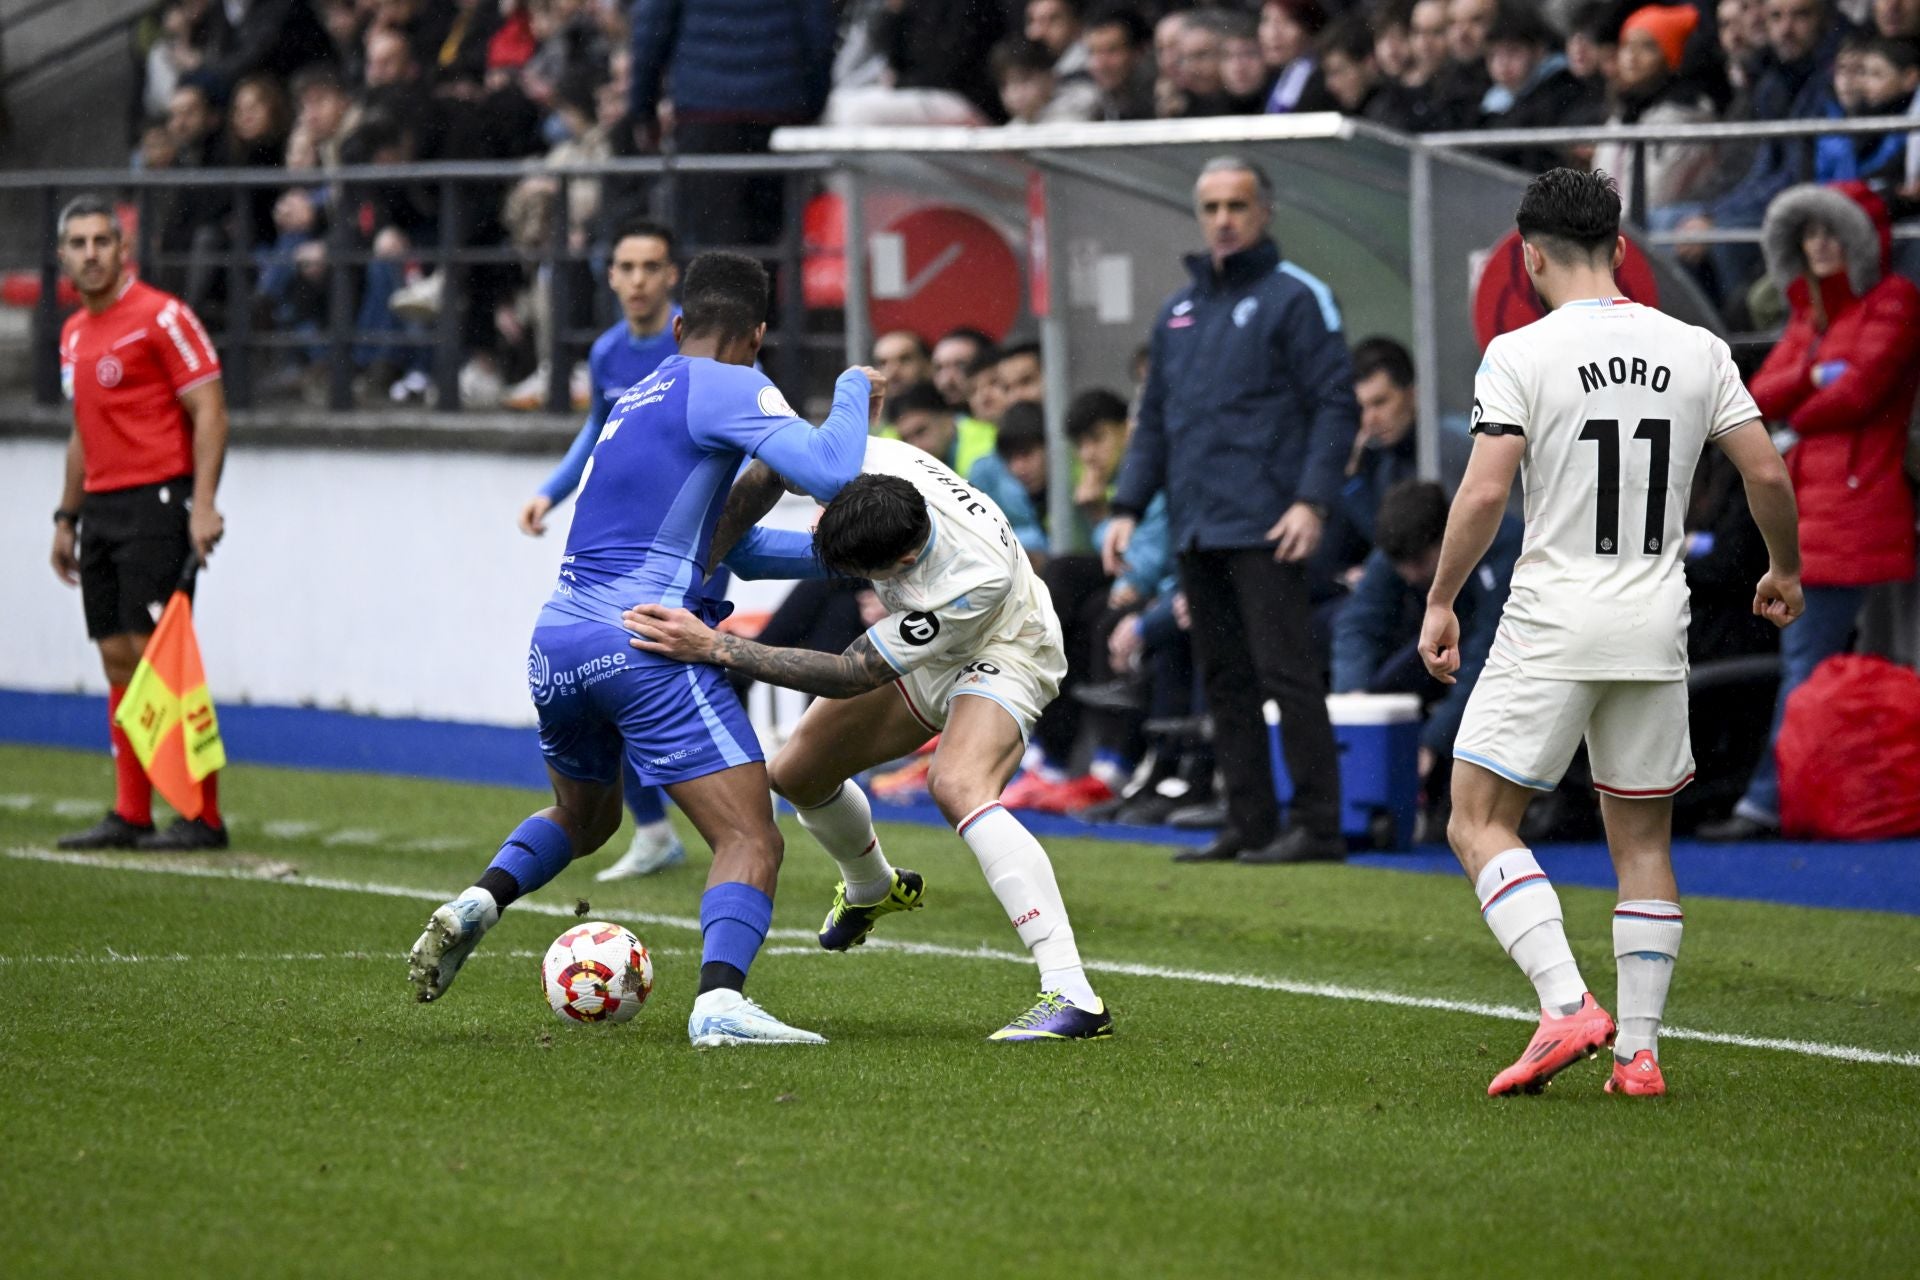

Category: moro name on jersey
[1577, 355, 1673, 395]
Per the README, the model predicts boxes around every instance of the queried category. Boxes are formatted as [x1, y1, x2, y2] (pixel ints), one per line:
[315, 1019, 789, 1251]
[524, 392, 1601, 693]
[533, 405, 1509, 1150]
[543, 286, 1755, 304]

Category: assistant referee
[49, 194, 231, 851]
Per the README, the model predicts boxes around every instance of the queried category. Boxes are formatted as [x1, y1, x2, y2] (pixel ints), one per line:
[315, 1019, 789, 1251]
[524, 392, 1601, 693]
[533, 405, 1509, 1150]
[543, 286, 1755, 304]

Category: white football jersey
[1472, 299, 1760, 679]
[860, 437, 1060, 675]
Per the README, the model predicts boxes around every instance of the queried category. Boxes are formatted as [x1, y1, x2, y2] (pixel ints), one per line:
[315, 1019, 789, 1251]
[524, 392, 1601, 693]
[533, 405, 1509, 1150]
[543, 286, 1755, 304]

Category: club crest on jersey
[1232, 298, 1259, 328]
[95, 355, 123, 388]
[900, 612, 941, 646]
[758, 385, 796, 418]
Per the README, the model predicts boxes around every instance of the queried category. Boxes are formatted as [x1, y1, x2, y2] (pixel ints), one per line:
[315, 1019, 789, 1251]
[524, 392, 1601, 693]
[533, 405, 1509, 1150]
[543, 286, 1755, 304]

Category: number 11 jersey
[1472, 298, 1759, 680]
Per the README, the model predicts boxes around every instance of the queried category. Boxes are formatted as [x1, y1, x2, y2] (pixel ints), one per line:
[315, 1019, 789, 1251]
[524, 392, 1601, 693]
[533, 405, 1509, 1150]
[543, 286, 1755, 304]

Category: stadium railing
[0, 154, 839, 415]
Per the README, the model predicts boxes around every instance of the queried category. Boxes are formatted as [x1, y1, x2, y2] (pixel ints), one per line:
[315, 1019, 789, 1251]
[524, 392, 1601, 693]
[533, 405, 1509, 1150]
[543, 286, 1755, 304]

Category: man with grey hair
[1103, 155, 1359, 865]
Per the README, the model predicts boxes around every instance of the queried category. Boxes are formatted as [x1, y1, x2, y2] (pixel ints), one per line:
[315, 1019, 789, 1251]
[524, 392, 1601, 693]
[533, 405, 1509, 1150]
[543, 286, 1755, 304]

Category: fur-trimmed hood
[1761, 181, 1890, 296]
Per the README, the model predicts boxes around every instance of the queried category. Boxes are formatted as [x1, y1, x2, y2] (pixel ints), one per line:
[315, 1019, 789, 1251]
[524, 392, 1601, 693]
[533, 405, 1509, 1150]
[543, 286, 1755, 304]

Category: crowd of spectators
[115, 0, 1920, 404]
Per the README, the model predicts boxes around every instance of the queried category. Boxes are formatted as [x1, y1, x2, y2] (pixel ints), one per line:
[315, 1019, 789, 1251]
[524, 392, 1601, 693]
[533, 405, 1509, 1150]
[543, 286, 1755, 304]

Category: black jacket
[1114, 238, 1360, 551]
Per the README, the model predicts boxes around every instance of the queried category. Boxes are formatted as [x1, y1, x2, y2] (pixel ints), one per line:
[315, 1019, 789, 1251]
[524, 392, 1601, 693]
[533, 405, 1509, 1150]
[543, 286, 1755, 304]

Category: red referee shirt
[60, 276, 222, 494]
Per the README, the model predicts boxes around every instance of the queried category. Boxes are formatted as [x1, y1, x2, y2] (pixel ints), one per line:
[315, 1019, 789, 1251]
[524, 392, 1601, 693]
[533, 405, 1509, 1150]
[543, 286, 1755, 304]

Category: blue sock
[698, 881, 773, 992]
[481, 815, 573, 906]
[622, 764, 666, 826]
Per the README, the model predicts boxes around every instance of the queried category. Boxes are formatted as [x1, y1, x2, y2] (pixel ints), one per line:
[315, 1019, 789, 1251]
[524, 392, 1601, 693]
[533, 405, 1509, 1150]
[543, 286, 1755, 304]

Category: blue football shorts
[527, 621, 762, 789]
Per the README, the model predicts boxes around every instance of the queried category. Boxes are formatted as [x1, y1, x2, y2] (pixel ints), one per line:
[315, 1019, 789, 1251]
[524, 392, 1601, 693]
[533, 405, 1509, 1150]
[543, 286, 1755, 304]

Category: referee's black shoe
[57, 811, 154, 850]
[136, 817, 229, 852]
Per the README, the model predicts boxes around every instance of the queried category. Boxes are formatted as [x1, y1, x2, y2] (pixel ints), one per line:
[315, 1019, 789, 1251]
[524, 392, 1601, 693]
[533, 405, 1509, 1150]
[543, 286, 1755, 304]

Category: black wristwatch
[53, 508, 79, 528]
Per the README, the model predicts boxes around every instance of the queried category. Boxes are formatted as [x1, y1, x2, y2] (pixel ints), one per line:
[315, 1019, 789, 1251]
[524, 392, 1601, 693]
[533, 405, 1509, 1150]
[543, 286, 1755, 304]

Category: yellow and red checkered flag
[113, 560, 225, 820]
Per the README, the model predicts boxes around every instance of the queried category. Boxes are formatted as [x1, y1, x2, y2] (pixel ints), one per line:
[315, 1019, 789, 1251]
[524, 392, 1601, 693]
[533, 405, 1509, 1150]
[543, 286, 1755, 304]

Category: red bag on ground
[1776, 654, 1920, 840]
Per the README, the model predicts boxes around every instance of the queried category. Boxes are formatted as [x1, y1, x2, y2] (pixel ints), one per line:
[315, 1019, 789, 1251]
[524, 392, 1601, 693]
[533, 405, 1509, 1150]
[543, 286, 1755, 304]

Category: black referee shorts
[78, 475, 196, 641]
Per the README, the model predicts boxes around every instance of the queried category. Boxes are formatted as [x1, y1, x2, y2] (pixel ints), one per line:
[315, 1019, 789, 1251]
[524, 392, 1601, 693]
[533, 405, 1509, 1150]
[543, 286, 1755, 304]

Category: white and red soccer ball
[541, 922, 653, 1024]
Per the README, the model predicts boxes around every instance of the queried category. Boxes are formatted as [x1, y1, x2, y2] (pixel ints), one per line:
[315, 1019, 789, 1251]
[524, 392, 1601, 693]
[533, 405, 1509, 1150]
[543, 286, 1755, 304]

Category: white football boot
[688, 989, 827, 1047]
[407, 887, 500, 1002]
[594, 822, 687, 882]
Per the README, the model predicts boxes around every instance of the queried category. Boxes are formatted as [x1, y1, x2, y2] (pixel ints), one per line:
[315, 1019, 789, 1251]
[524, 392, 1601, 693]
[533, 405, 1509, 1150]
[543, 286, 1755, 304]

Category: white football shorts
[1453, 658, 1695, 798]
[892, 630, 1067, 744]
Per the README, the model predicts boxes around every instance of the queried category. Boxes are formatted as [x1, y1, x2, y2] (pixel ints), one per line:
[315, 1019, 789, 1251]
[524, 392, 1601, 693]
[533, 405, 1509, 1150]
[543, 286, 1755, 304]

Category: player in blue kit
[410, 252, 884, 1046]
[516, 221, 686, 883]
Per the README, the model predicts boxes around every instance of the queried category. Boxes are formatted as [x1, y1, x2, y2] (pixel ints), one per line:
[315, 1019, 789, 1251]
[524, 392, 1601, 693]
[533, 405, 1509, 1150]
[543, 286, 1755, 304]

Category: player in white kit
[1419, 170, 1804, 1097]
[624, 435, 1110, 1041]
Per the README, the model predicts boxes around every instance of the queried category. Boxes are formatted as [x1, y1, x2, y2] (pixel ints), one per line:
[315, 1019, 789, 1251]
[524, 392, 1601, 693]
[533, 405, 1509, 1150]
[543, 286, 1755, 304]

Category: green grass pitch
[2, 743, 1917, 1278]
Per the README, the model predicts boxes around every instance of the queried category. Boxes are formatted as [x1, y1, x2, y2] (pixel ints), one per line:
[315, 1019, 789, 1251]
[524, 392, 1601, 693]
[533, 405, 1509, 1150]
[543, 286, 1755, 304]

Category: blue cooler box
[1268, 693, 1422, 850]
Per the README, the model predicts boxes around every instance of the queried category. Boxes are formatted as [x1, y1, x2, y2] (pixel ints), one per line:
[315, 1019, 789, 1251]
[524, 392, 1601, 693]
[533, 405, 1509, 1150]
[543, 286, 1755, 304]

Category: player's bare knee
[926, 763, 991, 826]
[721, 825, 783, 872]
[589, 796, 623, 849]
[1445, 810, 1484, 862]
[768, 751, 832, 809]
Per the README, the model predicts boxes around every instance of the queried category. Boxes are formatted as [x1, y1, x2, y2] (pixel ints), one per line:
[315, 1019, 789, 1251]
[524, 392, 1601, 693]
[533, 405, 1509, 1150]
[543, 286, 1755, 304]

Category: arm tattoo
[706, 632, 897, 699]
[706, 460, 788, 574]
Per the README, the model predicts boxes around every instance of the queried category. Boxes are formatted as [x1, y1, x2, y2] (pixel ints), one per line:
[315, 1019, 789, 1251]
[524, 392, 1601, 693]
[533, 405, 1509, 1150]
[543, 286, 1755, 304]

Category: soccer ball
[541, 922, 653, 1024]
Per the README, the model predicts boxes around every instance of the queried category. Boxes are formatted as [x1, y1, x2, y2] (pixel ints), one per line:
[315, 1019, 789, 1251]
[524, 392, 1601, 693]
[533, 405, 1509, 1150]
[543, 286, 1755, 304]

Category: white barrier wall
[1, 439, 807, 726]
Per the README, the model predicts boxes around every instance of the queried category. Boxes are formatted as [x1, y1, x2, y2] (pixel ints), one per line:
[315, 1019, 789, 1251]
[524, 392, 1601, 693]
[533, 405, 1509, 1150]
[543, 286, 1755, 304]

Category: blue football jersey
[538, 357, 871, 629]
[536, 311, 682, 505]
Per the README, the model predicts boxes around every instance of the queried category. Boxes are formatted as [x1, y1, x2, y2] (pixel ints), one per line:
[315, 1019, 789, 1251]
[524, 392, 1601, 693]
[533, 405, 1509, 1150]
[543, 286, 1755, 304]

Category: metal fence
[1, 153, 840, 414]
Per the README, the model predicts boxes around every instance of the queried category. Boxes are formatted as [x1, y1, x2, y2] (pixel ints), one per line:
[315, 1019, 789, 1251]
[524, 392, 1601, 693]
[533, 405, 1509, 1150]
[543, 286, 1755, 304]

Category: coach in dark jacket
[1104, 155, 1360, 866]
[629, 0, 835, 245]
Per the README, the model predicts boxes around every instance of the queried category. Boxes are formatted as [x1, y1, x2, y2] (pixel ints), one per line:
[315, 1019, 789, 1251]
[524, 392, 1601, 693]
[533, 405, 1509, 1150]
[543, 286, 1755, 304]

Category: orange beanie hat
[1621, 4, 1700, 72]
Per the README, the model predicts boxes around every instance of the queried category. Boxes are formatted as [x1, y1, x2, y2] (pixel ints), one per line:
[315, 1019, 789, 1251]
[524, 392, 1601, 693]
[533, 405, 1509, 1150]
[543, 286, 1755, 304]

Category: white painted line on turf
[9, 846, 1919, 1070]
[0, 947, 686, 965]
[396, 836, 472, 853]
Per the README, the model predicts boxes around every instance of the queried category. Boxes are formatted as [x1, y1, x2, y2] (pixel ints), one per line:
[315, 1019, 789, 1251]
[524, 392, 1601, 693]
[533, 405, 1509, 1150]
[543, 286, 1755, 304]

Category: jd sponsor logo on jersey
[900, 612, 941, 646]
[757, 385, 797, 418]
[1232, 298, 1259, 328]
[95, 355, 124, 388]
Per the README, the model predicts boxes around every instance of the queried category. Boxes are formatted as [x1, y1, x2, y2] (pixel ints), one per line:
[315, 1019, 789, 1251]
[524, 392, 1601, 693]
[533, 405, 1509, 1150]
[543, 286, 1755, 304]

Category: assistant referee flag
[113, 565, 225, 820]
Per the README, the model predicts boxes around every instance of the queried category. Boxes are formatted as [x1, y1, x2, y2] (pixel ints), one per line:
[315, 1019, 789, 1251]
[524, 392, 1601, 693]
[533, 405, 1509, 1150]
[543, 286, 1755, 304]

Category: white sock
[796, 782, 895, 905]
[957, 801, 1098, 1009]
[1613, 900, 1682, 1061]
[1475, 848, 1586, 1016]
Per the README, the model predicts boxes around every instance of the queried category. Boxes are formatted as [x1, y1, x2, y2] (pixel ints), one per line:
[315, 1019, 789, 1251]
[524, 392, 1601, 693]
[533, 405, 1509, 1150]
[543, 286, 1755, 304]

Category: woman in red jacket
[1703, 181, 1920, 840]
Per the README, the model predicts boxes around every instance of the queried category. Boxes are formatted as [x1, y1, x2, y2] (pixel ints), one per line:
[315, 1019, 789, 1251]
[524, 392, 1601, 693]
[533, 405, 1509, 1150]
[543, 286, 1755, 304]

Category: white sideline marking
[8, 846, 1919, 1069]
[0, 947, 686, 966]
